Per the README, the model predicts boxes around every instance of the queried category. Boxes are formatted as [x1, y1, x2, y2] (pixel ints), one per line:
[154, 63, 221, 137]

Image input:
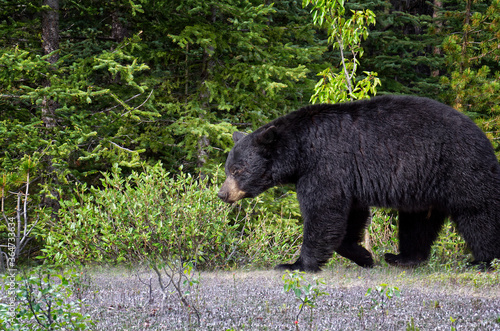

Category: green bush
[327, 208, 468, 267]
[0, 268, 94, 330]
[367, 209, 399, 262]
[367, 210, 468, 267]
[430, 221, 469, 268]
[38, 161, 469, 270]
[39, 163, 301, 270]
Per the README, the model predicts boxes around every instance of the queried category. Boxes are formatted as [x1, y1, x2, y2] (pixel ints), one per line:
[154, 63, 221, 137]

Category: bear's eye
[230, 166, 243, 176]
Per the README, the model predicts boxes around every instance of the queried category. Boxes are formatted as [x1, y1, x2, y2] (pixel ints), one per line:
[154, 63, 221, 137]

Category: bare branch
[109, 141, 135, 153]
[337, 37, 353, 99]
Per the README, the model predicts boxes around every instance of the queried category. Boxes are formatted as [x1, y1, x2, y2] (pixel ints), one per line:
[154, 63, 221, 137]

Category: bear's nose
[217, 190, 228, 201]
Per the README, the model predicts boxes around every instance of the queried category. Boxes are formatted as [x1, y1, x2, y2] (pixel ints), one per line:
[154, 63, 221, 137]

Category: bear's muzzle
[217, 176, 247, 203]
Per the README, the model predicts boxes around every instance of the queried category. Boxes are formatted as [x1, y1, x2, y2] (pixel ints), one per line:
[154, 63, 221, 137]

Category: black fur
[218, 95, 500, 272]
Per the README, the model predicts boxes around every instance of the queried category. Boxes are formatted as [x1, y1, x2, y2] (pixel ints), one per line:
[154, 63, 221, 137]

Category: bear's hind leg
[385, 210, 446, 267]
[335, 206, 374, 268]
[453, 209, 500, 268]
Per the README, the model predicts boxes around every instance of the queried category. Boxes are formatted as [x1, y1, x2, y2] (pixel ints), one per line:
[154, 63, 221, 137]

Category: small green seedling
[366, 283, 401, 323]
[282, 270, 329, 329]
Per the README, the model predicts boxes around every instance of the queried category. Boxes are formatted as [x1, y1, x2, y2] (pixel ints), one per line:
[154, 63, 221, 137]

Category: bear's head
[217, 126, 278, 204]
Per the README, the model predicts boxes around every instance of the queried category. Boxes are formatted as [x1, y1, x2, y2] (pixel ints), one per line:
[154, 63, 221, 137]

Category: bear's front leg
[275, 189, 350, 272]
[275, 256, 321, 272]
[334, 206, 374, 268]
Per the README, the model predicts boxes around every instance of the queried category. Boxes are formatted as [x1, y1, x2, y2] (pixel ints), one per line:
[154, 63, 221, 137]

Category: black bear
[217, 95, 500, 272]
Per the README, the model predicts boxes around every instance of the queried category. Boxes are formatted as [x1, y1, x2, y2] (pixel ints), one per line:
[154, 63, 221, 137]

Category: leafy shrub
[39, 163, 301, 269]
[0, 267, 94, 330]
[367, 209, 399, 262]
[327, 208, 468, 267]
[369, 210, 468, 267]
[38, 161, 469, 270]
[430, 221, 469, 268]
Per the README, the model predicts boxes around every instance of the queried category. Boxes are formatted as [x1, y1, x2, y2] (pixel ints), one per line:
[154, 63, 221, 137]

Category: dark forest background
[1, 0, 499, 266]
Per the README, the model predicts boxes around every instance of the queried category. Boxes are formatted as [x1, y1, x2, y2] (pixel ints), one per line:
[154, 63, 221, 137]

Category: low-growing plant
[325, 208, 398, 267]
[37, 160, 474, 271]
[449, 316, 458, 331]
[282, 270, 329, 329]
[0, 267, 94, 330]
[367, 210, 469, 268]
[406, 317, 420, 331]
[71, 269, 93, 301]
[39, 162, 301, 270]
[357, 305, 366, 330]
[136, 269, 155, 304]
[366, 283, 401, 323]
[488, 258, 500, 271]
[431, 221, 468, 267]
[1, 162, 40, 270]
[231, 193, 303, 268]
[366, 209, 398, 262]
[151, 260, 201, 327]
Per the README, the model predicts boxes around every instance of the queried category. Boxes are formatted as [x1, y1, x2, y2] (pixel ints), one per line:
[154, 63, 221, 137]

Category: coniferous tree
[438, 0, 500, 154]
[0, 0, 327, 195]
[360, 0, 445, 98]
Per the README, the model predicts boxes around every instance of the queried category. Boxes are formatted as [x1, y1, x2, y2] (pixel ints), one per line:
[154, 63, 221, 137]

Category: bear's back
[268, 95, 499, 208]
[278, 95, 491, 154]
[285, 95, 466, 130]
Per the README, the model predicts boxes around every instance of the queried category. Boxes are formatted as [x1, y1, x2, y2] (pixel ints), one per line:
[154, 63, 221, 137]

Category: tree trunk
[41, 0, 59, 128]
[41, 0, 61, 218]
[111, 9, 127, 42]
[431, 0, 442, 77]
[197, 6, 218, 171]
[454, 0, 472, 110]
[461, 0, 472, 73]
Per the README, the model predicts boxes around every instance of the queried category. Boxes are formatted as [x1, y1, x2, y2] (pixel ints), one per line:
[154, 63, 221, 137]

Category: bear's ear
[257, 126, 278, 145]
[232, 131, 246, 144]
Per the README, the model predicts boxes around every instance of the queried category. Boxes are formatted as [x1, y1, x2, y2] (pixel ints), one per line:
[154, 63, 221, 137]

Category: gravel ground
[81, 266, 500, 330]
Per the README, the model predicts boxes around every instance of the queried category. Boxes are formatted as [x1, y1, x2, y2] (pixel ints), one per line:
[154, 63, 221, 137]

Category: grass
[12, 263, 496, 330]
